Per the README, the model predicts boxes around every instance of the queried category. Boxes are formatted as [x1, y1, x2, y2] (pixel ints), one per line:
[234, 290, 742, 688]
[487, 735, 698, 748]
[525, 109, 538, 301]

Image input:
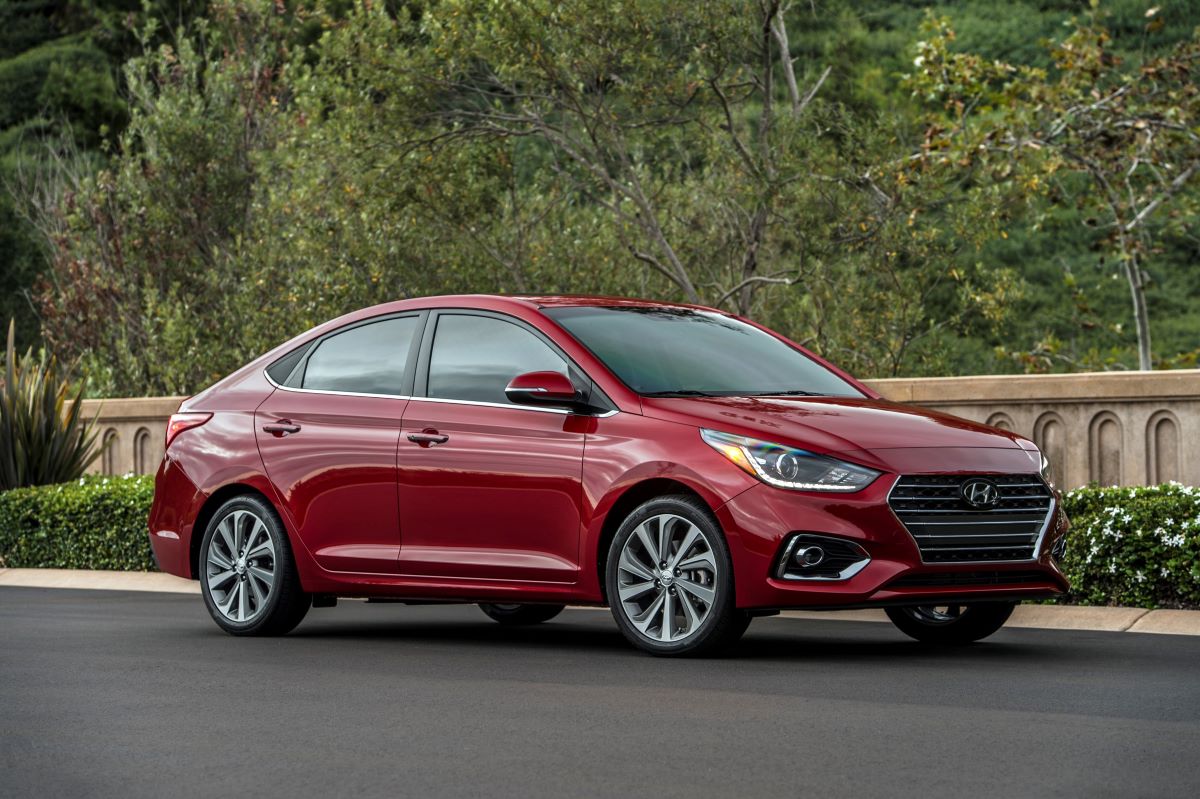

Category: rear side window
[301, 316, 420, 395]
[427, 314, 567, 404]
[265, 341, 312, 386]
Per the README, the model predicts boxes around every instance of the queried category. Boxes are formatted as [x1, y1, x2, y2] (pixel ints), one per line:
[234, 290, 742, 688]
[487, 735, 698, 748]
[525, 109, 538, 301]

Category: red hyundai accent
[148, 295, 1069, 655]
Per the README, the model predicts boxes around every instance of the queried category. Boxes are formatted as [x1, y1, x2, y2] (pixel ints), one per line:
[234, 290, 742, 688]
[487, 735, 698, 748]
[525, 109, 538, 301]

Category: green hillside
[2, 1, 1196, 396]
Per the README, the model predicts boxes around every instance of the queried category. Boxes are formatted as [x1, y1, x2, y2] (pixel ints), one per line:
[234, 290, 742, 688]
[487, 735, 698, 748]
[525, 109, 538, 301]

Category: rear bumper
[718, 478, 1070, 611]
[147, 455, 202, 579]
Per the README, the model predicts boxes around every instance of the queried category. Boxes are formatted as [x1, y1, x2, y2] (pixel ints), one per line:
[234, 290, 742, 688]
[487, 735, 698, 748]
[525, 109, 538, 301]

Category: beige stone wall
[865, 371, 1199, 488]
[81, 396, 185, 479]
[84, 369, 1199, 487]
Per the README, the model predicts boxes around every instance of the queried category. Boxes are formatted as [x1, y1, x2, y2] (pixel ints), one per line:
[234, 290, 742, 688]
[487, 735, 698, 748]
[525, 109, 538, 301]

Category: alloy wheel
[205, 509, 276, 623]
[615, 513, 719, 643]
[905, 605, 965, 625]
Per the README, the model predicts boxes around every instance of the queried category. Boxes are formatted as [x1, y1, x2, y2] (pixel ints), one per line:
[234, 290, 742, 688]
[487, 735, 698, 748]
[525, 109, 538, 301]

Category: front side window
[544, 306, 863, 398]
[301, 316, 419, 395]
[427, 314, 567, 404]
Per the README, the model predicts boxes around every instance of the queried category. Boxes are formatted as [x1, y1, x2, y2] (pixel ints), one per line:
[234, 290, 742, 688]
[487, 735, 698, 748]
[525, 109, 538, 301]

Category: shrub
[0, 477, 1197, 609]
[1058, 483, 1200, 609]
[0, 474, 155, 570]
[0, 319, 105, 490]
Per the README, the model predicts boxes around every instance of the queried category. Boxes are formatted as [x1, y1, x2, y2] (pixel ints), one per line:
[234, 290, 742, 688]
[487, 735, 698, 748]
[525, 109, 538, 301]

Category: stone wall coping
[866, 370, 1200, 405]
[73, 396, 187, 421]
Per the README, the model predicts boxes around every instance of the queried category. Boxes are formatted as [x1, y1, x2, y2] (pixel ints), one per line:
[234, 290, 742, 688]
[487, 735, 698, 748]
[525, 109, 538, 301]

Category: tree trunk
[770, 9, 801, 115]
[1124, 255, 1153, 370]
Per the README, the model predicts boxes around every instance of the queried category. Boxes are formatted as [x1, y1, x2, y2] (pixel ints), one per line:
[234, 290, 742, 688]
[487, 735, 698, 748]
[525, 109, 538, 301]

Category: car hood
[641, 395, 1032, 458]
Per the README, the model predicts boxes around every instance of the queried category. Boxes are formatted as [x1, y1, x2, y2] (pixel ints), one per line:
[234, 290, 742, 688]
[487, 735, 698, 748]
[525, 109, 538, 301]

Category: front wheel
[885, 601, 1016, 644]
[199, 494, 311, 636]
[478, 603, 565, 625]
[606, 495, 749, 657]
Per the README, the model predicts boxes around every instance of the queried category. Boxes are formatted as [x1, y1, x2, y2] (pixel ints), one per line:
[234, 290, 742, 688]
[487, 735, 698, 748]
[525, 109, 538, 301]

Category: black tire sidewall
[478, 603, 566, 625]
[605, 495, 739, 656]
[885, 601, 1016, 644]
[199, 494, 305, 636]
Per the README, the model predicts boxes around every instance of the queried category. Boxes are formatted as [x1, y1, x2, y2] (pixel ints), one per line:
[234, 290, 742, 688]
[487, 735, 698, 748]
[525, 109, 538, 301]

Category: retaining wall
[82, 370, 1200, 487]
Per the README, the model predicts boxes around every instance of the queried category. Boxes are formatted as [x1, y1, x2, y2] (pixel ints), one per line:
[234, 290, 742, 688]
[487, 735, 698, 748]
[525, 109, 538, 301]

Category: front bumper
[717, 475, 1070, 611]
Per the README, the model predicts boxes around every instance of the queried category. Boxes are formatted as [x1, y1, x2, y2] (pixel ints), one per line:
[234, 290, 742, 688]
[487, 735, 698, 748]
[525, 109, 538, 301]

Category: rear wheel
[606, 495, 749, 657]
[478, 603, 565, 625]
[885, 601, 1016, 644]
[199, 494, 310, 636]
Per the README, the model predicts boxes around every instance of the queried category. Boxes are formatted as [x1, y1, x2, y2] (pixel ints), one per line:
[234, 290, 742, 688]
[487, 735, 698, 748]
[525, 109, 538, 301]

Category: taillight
[165, 412, 212, 449]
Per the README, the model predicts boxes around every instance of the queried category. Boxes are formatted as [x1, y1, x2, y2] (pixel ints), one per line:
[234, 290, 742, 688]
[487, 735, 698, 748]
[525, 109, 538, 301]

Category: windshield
[543, 306, 863, 398]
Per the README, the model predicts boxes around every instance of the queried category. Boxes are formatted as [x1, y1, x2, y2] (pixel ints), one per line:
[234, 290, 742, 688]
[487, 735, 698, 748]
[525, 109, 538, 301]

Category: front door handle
[262, 421, 301, 437]
[407, 430, 449, 446]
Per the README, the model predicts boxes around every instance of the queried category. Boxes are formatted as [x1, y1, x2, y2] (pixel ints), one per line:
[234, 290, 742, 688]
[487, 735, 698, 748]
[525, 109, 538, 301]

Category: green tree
[29, 3, 285, 394]
[908, 10, 1200, 370]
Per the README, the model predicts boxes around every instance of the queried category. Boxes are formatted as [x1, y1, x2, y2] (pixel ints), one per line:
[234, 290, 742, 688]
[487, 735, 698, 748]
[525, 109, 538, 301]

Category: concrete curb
[779, 604, 1200, 635]
[2, 568, 1199, 635]
[0, 568, 200, 594]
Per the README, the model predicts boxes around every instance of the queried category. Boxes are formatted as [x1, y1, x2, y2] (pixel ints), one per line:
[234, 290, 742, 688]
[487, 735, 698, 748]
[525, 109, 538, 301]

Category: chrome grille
[889, 474, 1053, 563]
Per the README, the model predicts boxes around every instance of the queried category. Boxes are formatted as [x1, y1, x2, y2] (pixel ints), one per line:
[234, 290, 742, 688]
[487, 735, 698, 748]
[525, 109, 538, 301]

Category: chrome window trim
[264, 371, 618, 417]
[264, 372, 409, 401]
[885, 474, 1056, 565]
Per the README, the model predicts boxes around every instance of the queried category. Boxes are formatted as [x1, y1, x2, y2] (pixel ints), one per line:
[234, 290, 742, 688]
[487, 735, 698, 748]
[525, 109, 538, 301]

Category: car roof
[514, 294, 721, 312]
[380, 293, 724, 314]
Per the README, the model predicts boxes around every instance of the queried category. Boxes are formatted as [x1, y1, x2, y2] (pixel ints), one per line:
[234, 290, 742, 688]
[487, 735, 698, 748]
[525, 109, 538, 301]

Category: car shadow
[278, 607, 1085, 665]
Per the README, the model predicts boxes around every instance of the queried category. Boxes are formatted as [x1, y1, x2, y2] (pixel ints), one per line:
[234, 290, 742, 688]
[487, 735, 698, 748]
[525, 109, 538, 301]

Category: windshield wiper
[745, 389, 823, 397]
[640, 390, 723, 398]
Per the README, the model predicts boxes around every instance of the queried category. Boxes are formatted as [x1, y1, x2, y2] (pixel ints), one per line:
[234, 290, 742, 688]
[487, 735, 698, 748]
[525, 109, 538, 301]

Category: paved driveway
[2, 587, 1199, 797]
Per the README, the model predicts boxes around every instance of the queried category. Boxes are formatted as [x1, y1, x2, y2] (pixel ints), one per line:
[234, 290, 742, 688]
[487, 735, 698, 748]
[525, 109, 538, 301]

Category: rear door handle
[407, 431, 449, 446]
[262, 421, 301, 436]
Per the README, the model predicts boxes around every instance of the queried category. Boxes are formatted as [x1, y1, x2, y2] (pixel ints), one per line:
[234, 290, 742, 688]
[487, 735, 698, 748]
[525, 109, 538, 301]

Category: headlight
[700, 429, 880, 492]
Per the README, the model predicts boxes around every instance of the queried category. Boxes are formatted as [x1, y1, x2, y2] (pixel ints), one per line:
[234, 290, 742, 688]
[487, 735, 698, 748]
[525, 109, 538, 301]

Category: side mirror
[504, 371, 581, 410]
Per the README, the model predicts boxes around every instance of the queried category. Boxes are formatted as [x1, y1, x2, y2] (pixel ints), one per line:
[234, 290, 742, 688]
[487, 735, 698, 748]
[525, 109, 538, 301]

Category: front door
[256, 313, 423, 574]
[396, 311, 587, 583]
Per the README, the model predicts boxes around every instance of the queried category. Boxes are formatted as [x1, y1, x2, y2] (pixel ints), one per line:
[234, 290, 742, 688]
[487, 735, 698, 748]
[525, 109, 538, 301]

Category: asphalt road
[2, 587, 1199, 799]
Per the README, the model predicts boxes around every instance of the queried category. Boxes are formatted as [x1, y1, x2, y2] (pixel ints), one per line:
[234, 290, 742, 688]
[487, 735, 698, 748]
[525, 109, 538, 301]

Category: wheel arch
[594, 477, 716, 604]
[189, 483, 280, 580]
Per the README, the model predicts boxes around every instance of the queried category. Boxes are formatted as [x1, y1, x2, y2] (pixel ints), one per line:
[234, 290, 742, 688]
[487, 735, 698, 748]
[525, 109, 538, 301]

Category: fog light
[795, 546, 825, 567]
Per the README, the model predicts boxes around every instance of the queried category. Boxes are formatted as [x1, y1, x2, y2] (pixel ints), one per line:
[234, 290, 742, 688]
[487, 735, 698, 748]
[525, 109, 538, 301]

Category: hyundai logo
[961, 478, 1000, 509]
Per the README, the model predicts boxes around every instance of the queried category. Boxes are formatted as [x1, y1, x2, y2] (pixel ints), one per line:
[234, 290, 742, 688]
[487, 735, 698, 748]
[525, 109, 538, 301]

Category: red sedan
[148, 295, 1069, 655]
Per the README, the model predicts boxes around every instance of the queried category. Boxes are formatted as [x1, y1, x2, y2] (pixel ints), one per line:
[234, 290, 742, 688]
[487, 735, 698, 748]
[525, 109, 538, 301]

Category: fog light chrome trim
[775, 534, 870, 581]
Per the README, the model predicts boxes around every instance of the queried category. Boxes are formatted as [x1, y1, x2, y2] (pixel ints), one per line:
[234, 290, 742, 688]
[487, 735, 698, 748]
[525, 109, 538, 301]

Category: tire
[885, 601, 1016, 644]
[605, 495, 749, 657]
[199, 494, 311, 636]
[478, 603, 565, 625]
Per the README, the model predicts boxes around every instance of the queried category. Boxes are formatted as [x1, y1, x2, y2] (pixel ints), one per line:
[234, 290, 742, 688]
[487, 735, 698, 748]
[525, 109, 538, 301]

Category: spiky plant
[0, 320, 106, 490]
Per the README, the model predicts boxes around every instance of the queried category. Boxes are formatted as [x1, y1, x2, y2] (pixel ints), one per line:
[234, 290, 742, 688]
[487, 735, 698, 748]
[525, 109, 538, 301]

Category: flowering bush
[1059, 483, 1200, 609]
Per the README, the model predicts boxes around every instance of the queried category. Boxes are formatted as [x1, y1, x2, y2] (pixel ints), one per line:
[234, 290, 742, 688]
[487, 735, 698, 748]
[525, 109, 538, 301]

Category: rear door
[256, 312, 425, 574]
[395, 311, 588, 583]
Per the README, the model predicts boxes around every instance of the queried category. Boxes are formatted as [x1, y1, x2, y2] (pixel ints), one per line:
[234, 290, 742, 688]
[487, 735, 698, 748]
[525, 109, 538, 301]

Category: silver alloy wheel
[206, 509, 276, 623]
[616, 513, 718, 643]
[905, 605, 964, 625]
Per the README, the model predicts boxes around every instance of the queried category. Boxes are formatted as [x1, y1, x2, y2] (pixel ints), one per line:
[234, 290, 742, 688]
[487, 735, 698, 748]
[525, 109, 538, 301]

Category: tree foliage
[908, 8, 1200, 370]
[13, 1, 1200, 396]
